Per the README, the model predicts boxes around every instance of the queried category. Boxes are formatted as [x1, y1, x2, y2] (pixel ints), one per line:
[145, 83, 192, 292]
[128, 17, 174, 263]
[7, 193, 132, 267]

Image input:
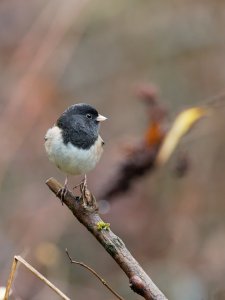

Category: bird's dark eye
[86, 114, 92, 119]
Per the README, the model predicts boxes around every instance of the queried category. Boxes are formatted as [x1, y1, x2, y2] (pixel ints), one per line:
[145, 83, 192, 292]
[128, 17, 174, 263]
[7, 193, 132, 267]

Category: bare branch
[46, 177, 168, 300]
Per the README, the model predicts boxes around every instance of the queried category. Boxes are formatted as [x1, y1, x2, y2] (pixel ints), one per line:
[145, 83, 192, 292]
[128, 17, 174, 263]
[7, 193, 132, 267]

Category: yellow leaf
[156, 107, 208, 165]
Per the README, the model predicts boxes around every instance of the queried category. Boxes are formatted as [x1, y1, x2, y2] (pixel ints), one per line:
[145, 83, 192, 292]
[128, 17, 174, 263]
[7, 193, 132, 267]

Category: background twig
[65, 248, 125, 300]
[4, 256, 70, 300]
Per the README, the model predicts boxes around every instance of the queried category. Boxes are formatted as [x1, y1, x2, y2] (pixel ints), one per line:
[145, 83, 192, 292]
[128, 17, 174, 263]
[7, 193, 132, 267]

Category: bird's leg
[80, 174, 92, 207]
[57, 176, 68, 205]
[73, 175, 88, 198]
[73, 175, 95, 208]
[80, 174, 87, 196]
[73, 174, 87, 192]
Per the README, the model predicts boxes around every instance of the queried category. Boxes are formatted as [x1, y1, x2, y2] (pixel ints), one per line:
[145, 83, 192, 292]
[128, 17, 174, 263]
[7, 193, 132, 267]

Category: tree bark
[46, 177, 168, 300]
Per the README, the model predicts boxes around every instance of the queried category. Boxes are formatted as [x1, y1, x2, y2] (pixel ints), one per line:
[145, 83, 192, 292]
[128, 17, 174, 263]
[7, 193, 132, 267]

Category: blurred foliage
[1, 0, 225, 299]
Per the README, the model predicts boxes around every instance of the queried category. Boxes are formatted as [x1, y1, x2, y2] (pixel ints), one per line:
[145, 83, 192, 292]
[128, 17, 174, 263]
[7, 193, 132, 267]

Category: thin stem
[4, 256, 70, 300]
[4, 257, 18, 300]
[65, 249, 125, 300]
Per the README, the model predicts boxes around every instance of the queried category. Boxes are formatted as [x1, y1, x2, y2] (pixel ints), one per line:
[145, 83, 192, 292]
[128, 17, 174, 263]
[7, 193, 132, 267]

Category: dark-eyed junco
[45, 103, 107, 199]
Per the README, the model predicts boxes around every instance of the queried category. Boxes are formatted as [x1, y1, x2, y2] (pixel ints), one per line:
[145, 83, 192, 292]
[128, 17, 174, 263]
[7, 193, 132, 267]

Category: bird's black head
[56, 103, 106, 149]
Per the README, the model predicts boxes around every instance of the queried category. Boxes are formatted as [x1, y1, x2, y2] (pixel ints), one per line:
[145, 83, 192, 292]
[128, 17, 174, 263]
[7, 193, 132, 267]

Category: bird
[45, 103, 107, 201]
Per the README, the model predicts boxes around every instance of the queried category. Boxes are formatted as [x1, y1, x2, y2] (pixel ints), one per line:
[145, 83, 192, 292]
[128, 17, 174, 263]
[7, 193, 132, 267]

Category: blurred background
[1, 0, 225, 299]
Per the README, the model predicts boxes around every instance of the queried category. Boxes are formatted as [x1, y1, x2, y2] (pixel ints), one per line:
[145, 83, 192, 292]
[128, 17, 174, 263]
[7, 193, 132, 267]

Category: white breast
[45, 126, 104, 175]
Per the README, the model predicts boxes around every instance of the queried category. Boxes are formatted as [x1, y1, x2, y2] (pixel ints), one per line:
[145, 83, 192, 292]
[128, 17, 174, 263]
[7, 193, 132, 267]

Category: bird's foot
[80, 174, 88, 196]
[73, 176, 97, 210]
[56, 177, 69, 205]
[57, 183, 68, 205]
[73, 175, 87, 196]
[73, 175, 90, 206]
